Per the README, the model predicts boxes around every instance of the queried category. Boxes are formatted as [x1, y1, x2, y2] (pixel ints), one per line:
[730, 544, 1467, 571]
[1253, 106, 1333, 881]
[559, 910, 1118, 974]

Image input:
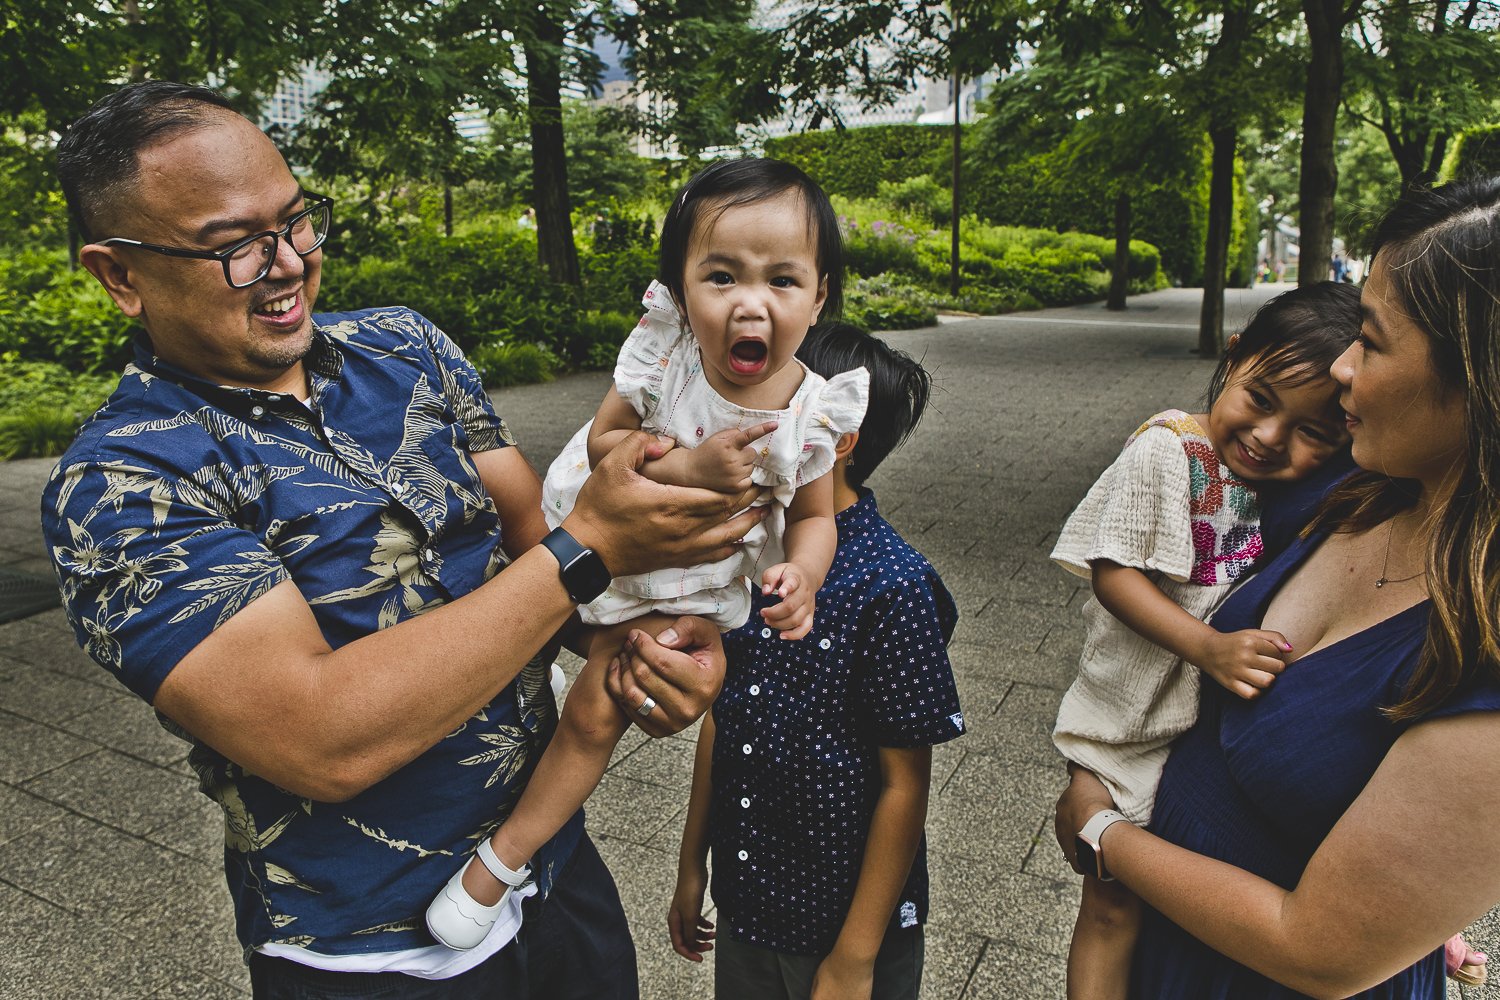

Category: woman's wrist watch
[539, 527, 611, 604]
[1075, 809, 1131, 882]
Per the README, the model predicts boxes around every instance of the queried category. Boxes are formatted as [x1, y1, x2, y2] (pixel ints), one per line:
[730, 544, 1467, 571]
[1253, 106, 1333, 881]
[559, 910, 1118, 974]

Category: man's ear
[79, 244, 144, 318]
[834, 430, 859, 462]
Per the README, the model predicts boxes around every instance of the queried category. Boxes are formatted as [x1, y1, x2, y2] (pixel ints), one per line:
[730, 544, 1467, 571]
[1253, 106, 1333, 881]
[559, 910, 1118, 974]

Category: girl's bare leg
[1066, 874, 1142, 1000]
[459, 613, 676, 905]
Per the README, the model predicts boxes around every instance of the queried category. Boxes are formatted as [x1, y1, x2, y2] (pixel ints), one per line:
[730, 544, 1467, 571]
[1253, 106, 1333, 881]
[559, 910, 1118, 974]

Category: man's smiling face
[95, 112, 323, 393]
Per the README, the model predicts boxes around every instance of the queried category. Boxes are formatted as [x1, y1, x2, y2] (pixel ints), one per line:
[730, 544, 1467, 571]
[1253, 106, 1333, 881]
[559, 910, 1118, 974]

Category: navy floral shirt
[41, 308, 579, 959]
[712, 490, 964, 955]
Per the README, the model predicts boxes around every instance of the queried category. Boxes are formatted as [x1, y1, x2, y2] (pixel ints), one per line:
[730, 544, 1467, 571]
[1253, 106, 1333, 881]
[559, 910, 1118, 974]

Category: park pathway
[0, 285, 1493, 998]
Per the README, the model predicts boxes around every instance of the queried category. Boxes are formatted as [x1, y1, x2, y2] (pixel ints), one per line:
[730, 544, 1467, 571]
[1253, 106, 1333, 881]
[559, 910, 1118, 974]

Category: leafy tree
[1343, 0, 1500, 196]
[1296, 0, 1365, 288]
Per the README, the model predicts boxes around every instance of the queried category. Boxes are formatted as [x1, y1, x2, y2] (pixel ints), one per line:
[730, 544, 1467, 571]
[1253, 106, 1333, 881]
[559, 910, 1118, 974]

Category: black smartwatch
[539, 527, 611, 604]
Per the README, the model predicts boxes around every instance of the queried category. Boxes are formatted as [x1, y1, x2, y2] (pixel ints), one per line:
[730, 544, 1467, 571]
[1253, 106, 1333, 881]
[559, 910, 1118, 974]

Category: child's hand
[667, 866, 715, 962]
[689, 421, 778, 493]
[1196, 628, 1294, 699]
[761, 563, 815, 640]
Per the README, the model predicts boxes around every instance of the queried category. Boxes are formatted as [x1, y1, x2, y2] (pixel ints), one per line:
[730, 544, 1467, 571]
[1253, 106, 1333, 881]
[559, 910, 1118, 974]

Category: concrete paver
[1, 286, 1494, 998]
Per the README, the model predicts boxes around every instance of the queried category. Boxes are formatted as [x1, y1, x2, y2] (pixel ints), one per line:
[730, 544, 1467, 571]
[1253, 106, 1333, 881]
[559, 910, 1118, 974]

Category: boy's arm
[813, 745, 932, 998]
[1091, 560, 1293, 699]
[670, 710, 718, 961]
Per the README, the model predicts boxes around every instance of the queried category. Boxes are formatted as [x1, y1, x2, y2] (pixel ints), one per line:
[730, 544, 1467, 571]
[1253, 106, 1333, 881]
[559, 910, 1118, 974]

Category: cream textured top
[1050, 410, 1262, 823]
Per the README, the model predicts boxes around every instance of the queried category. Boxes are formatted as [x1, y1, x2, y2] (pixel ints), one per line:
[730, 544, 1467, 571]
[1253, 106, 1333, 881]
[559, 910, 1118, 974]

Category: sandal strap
[475, 839, 530, 887]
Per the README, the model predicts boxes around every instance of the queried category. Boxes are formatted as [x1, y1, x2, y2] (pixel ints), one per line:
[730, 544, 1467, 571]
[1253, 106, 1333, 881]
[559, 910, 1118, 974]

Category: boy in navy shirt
[669, 324, 965, 999]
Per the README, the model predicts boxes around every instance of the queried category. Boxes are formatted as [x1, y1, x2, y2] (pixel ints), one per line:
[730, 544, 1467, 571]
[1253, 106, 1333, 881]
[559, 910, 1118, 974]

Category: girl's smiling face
[1206, 363, 1349, 483]
[681, 190, 828, 406]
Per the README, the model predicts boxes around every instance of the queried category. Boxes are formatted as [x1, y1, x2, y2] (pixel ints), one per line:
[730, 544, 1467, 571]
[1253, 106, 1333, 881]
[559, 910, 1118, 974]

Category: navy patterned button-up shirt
[41, 307, 579, 959]
[712, 490, 964, 955]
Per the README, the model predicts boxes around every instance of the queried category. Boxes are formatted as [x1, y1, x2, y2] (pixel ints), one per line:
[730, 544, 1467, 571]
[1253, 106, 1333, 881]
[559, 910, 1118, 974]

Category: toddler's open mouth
[729, 339, 768, 375]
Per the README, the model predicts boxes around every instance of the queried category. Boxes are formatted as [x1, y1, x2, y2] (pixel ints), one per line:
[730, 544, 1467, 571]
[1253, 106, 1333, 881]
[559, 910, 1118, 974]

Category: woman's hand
[810, 948, 875, 1000]
[605, 616, 726, 737]
[1054, 765, 1120, 875]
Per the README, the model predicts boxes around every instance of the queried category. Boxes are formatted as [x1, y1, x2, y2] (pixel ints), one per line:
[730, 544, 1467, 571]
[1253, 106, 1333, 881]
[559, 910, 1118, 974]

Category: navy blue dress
[1132, 530, 1500, 999]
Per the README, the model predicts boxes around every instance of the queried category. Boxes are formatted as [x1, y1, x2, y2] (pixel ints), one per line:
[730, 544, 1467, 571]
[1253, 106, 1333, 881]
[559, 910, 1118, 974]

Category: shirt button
[265, 394, 281, 402]
[748, 684, 760, 696]
[760, 627, 772, 638]
[250, 405, 265, 418]
[741, 743, 752, 755]
[819, 638, 832, 650]
[737, 850, 748, 861]
[740, 797, 750, 808]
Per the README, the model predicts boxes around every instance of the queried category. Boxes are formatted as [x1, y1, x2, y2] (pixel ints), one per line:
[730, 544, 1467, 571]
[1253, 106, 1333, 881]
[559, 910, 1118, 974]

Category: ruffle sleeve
[612, 280, 695, 424]
[790, 366, 869, 488]
[1050, 423, 1194, 583]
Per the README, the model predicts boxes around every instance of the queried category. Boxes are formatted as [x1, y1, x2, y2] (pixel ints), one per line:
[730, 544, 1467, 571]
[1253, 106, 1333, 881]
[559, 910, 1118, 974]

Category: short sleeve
[855, 572, 965, 748]
[43, 453, 290, 703]
[790, 366, 870, 488]
[613, 281, 695, 423]
[1050, 424, 1194, 583]
[415, 312, 515, 452]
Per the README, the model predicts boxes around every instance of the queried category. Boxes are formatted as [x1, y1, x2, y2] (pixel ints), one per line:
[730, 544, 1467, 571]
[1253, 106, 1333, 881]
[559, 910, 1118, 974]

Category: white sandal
[425, 839, 531, 950]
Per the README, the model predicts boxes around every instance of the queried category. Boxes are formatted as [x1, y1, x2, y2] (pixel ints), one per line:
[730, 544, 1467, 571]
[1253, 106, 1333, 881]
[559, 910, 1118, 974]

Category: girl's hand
[810, 948, 875, 1000]
[667, 866, 716, 962]
[1195, 628, 1294, 699]
[760, 563, 815, 639]
[1054, 764, 1120, 875]
[688, 421, 778, 493]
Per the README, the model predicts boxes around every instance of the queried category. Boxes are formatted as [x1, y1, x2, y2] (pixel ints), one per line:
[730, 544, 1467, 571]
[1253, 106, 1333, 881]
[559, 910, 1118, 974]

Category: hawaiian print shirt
[41, 308, 579, 959]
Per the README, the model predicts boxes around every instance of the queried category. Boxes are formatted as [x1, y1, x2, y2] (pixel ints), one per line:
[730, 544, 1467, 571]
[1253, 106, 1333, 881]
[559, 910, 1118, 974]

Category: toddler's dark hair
[797, 323, 931, 487]
[56, 81, 238, 242]
[657, 158, 843, 321]
[1205, 281, 1361, 406]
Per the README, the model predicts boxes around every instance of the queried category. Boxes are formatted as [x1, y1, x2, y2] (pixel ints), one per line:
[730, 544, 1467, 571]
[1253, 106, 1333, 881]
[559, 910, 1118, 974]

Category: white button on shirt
[737, 850, 749, 861]
[742, 743, 752, 755]
[749, 684, 760, 696]
[740, 797, 751, 808]
[760, 627, 772, 638]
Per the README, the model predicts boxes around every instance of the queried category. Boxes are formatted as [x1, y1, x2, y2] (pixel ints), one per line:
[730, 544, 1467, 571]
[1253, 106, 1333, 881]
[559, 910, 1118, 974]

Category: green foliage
[468, 342, 562, 388]
[1444, 124, 1500, 182]
[0, 251, 135, 372]
[877, 176, 951, 226]
[0, 358, 115, 459]
[765, 126, 954, 198]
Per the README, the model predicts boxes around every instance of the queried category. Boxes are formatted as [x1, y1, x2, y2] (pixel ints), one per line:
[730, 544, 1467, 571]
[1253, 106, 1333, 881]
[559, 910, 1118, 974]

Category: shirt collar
[835, 488, 881, 541]
[130, 325, 344, 418]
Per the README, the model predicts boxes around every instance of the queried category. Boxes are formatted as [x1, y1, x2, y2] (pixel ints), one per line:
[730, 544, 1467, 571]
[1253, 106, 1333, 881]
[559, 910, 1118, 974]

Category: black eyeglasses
[99, 194, 333, 289]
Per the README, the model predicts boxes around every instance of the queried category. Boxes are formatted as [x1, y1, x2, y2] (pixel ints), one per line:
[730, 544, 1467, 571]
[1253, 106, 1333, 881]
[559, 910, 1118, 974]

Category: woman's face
[1332, 256, 1466, 488]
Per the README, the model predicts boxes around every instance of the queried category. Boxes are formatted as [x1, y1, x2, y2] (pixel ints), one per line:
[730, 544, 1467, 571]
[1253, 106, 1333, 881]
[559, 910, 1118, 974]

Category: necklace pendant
[1375, 578, 1387, 588]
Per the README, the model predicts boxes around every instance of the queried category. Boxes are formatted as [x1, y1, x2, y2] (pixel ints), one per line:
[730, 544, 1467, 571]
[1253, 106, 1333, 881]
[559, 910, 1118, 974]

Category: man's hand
[683, 422, 778, 493]
[760, 563, 816, 640]
[1194, 628, 1293, 700]
[605, 615, 725, 737]
[566, 431, 765, 578]
[667, 862, 716, 962]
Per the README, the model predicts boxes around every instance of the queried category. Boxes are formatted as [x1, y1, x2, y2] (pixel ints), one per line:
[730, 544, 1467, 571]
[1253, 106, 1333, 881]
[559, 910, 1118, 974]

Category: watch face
[1075, 836, 1103, 881]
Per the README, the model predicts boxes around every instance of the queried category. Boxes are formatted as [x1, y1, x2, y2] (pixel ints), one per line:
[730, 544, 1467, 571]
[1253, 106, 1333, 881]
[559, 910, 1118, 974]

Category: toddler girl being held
[426, 158, 867, 950]
[1052, 282, 1360, 999]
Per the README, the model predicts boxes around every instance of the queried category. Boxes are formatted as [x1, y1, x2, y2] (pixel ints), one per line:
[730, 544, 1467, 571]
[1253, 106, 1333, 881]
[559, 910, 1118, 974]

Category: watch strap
[1077, 808, 1130, 882]
[539, 527, 611, 604]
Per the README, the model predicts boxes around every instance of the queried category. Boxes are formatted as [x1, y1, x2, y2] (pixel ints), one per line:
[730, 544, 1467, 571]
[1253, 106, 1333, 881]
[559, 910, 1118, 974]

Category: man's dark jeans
[249, 834, 638, 999]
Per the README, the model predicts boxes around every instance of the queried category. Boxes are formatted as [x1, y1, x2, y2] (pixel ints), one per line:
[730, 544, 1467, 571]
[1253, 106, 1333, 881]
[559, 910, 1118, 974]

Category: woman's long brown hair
[1309, 176, 1500, 721]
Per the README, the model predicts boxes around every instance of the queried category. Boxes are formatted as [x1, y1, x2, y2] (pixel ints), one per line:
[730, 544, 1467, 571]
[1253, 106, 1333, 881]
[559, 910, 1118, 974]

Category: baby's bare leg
[460, 614, 675, 904]
[1066, 874, 1142, 1000]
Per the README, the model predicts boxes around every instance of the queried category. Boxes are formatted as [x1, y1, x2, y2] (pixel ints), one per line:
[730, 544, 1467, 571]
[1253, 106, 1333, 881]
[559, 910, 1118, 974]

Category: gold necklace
[1375, 520, 1423, 589]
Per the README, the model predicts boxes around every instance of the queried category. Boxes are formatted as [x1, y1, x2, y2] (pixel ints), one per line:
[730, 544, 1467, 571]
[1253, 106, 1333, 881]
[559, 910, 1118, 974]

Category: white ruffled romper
[542, 281, 869, 631]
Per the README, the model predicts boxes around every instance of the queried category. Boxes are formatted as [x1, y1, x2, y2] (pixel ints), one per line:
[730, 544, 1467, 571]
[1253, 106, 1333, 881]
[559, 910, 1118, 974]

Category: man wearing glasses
[41, 81, 759, 997]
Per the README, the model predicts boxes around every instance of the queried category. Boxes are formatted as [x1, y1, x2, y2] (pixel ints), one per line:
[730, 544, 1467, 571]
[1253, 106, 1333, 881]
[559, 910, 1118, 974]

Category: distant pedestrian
[668, 321, 964, 1000]
[1332, 252, 1348, 283]
[1050, 282, 1361, 998]
[517, 206, 535, 229]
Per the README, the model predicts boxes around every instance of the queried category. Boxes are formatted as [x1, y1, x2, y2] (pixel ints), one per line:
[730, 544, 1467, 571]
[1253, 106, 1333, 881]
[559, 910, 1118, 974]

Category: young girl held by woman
[1051, 282, 1362, 998]
[425, 158, 867, 950]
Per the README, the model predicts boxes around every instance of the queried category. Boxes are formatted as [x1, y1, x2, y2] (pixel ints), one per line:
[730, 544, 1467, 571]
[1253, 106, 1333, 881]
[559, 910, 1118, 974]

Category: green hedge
[1444, 124, 1500, 181]
[766, 125, 954, 198]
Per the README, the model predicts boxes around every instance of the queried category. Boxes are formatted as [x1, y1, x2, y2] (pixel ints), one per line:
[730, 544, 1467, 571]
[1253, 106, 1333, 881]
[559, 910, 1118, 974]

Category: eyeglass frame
[96, 193, 334, 289]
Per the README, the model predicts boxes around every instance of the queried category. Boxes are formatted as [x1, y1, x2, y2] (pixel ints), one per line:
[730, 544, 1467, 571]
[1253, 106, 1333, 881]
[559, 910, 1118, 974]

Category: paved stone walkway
[1, 286, 1493, 998]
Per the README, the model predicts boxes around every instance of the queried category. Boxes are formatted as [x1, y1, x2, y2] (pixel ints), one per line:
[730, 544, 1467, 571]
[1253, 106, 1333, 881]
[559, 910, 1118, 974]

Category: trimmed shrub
[1444, 124, 1500, 181]
[766, 125, 954, 198]
[0, 358, 116, 459]
[468, 341, 562, 388]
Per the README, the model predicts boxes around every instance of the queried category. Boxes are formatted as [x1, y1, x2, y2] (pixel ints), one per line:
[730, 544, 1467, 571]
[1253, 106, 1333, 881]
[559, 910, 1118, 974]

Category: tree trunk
[1198, 125, 1236, 356]
[523, 6, 579, 286]
[950, 70, 961, 297]
[443, 185, 454, 238]
[1298, 0, 1343, 287]
[67, 217, 80, 271]
[1108, 191, 1130, 311]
